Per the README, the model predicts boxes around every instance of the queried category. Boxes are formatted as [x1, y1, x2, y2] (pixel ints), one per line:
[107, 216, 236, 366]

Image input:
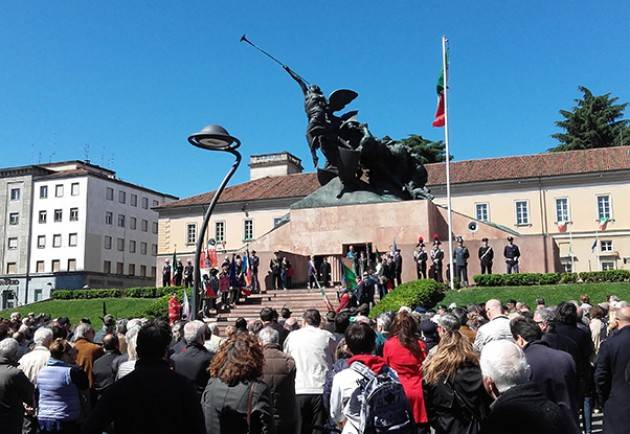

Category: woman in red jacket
[383, 310, 429, 430]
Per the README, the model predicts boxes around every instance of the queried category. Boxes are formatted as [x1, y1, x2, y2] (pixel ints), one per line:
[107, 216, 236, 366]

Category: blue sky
[1, 1, 629, 199]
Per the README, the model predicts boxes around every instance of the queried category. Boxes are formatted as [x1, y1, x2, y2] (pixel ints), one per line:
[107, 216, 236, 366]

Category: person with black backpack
[329, 322, 414, 434]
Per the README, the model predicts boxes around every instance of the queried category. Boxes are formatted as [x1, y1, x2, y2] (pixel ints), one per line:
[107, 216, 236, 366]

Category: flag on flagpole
[432, 70, 446, 127]
[591, 239, 598, 253]
[558, 222, 568, 233]
[599, 216, 609, 231]
[199, 249, 207, 271]
[181, 288, 190, 320]
[243, 252, 252, 287]
[208, 248, 218, 268]
[171, 249, 177, 285]
[341, 257, 357, 290]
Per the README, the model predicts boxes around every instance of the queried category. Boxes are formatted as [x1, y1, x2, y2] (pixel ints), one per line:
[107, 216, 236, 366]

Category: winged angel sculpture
[284, 66, 430, 200]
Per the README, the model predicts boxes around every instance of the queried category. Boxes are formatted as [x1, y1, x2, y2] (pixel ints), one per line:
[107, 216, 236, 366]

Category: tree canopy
[550, 86, 630, 152]
[387, 134, 451, 164]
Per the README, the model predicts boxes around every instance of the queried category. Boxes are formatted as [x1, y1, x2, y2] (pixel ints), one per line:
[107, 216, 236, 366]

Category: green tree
[550, 86, 630, 152]
[395, 134, 450, 164]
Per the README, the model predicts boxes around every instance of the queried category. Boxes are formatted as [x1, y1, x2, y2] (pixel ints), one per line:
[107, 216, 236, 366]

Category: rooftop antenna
[83, 143, 90, 162]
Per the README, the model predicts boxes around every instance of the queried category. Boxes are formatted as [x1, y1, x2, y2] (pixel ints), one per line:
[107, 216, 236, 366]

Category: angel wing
[328, 89, 358, 113]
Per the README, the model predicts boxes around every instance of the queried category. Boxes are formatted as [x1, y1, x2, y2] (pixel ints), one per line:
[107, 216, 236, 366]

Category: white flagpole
[441, 35, 455, 290]
[568, 222, 575, 272]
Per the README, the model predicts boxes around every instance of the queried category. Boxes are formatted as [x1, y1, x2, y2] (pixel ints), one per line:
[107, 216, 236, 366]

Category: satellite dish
[468, 221, 478, 232]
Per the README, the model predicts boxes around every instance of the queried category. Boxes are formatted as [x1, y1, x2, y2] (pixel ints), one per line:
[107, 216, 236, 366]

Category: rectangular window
[186, 224, 196, 245]
[151, 266, 157, 277]
[67, 259, 76, 271]
[152, 200, 159, 207]
[36, 261, 45, 273]
[68, 233, 78, 247]
[215, 221, 225, 243]
[37, 235, 45, 248]
[105, 211, 113, 225]
[597, 195, 612, 220]
[130, 194, 137, 207]
[9, 213, 19, 225]
[140, 265, 147, 277]
[515, 201, 529, 225]
[141, 219, 148, 232]
[104, 261, 111, 273]
[7, 237, 18, 250]
[151, 244, 157, 256]
[54, 209, 63, 222]
[141, 242, 147, 255]
[10, 188, 20, 201]
[71, 182, 80, 196]
[118, 214, 126, 228]
[118, 190, 126, 204]
[104, 236, 112, 250]
[130, 217, 137, 230]
[244, 219, 253, 241]
[53, 234, 62, 248]
[6, 262, 17, 274]
[600, 240, 613, 252]
[34, 289, 43, 301]
[129, 240, 136, 253]
[51, 260, 60, 272]
[475, 203, 489, 222]
[39, 185, 48, 199]
[601, 260, 615, 271]
[39, 210, 47, 224]
[106, 187, 114, 200]
[555, 198, 569, 223]
[69, 208, 79, 221]
[152, 221, 158, 234]
[55, 184, 63, 197]
[116, 262, 124, 274]
[561, 261, 573, 273]
[117, 238, 125, 252]
[141, 197, 149, 209]
[128, 264, 135, 276]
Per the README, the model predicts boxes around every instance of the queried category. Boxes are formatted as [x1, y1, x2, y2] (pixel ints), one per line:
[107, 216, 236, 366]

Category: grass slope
[0, 298, 155, 324]
[442, 282, 630, 308]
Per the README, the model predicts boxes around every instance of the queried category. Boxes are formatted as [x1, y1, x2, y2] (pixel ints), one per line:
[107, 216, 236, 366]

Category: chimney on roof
[249, 152, 303, 180]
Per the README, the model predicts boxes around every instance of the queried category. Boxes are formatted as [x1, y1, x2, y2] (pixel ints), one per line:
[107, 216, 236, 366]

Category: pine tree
[399, 134, 450, 164]
[550, 86, 630, 152]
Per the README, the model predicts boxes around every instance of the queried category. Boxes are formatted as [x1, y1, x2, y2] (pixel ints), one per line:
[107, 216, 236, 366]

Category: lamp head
[188, 124, 241, 151]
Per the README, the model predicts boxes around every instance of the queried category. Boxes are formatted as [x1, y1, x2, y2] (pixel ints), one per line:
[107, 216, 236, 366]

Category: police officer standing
[413, 242, 428, 279]
[504, 236, 521, 273]
[453, 237, 470, 287]
[430, 239, 444, 282]
[478, 238, 494, 274]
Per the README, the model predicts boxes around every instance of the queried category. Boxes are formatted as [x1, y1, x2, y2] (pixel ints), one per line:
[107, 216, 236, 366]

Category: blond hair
[424, 329, 479, 384]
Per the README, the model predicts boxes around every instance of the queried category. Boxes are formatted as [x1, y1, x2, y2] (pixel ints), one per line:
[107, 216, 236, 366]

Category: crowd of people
[1, 291, 628, 434]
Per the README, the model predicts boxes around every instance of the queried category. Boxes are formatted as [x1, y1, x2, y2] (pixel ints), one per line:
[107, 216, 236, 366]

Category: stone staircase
[206, 287, 341, 326]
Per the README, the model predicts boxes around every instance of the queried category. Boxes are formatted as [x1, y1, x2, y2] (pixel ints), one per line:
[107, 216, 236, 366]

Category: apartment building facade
[1, 161, 176, 309]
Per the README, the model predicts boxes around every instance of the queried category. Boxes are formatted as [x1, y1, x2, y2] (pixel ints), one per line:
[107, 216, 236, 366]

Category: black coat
[91, 350, 120, 396]
[594, 326, 630, 434]
[423, 363, 491, 434]
[82, 359, 205, 434]
[171, 342, 214, 399]
[553, 322, 594, 396]
[0, 357, 34, 434]
[202, 377, 274, 434]
[262, 345, 297, 434]
[480, 382, 579, 434]
[523, 340, 579, 423]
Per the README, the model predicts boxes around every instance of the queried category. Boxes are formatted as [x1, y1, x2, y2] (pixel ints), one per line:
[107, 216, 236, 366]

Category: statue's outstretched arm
[284, 66, 308, 94]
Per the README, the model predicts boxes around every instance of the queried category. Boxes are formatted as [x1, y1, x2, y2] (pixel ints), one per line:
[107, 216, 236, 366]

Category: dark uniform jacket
[261, 344, 297, 434]
[171, 342, 214, 399]
[595, 326, 630, 434]
[83, 359, 204, 434]
[503, 244, 520, 261]
[478, 246, 494, 264]
[480, 382, 579, 434]
[202, 377, 274, 434]
[0, 356, 34, 434]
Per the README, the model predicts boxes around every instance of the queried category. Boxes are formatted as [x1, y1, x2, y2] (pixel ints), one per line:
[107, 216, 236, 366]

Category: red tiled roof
[425, 146, 630, 185]
[158, 172, 320, 209]
[159, 146, 630, 208]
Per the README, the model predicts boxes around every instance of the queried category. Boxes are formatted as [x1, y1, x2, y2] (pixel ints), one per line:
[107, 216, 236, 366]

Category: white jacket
[283, 325, 336, 394]
[18, 345, 50, 384]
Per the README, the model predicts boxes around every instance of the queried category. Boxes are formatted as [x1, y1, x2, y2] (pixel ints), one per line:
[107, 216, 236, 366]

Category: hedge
[369, 279, 445, 319]
[473, 272, 581, 287]
[579, 270, 630, 282]
[52, 286, 184, 300]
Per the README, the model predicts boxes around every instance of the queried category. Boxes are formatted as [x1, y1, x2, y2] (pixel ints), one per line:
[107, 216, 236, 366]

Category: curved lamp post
[188, 124, 242, 318]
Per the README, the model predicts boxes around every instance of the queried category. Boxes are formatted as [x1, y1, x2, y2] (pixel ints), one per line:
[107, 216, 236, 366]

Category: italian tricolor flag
[341, 257, 357, 290]
[432, 69, 445, 127]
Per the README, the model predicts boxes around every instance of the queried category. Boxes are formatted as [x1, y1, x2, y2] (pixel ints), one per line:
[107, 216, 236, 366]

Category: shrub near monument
[473, 270, 630, 286]
[368, 279, 445, 318]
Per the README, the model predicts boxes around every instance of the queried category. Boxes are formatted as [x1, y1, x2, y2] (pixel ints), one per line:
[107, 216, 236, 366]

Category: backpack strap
[350, 361, 377, 381]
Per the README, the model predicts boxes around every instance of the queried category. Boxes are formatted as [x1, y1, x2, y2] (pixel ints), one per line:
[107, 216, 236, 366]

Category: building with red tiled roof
[156, 146, 630, 277]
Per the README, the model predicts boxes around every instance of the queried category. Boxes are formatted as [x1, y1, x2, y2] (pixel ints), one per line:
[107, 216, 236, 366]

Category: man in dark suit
[171, 321, 215, 400]
[92, 334, 121, 400]
[595, 305, 630, 434]
[510, 316, 579, 425]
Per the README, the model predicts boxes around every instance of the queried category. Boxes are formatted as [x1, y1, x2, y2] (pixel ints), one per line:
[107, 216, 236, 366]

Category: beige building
[155, 146, 630, 282]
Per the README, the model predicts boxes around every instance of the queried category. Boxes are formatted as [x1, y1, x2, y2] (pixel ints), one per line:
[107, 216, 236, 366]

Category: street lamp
[188, 125, 242, 319]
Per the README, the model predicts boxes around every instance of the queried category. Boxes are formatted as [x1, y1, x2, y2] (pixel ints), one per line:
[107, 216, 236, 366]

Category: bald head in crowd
[615, 306, 630, 328]
[485, 299, 504, 320]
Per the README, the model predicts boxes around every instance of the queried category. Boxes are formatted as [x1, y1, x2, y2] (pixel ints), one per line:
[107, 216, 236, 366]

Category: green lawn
[0, 298, 155, 325]
[441, 282, 630, 308]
